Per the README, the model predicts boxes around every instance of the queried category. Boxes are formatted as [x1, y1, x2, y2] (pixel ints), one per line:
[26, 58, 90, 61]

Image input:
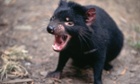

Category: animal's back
[88, 5, 124, 63]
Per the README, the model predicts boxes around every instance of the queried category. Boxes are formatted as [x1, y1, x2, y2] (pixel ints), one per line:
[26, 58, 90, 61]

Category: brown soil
[0, 0, 140, 84]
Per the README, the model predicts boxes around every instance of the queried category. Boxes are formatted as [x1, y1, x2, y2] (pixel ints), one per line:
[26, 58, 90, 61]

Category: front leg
[93, 52, 106, 84]
[47, 52, 69, 79]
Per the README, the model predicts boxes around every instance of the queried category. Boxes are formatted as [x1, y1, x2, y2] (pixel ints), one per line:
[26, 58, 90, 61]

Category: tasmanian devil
[46, 0, 124, 84]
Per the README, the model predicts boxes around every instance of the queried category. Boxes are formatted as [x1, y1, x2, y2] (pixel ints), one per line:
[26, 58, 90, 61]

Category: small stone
[0, 19, 8, 26]
[130, 50, 138, 55]
[40, 71, 48, 77]
[45, 78, 54, 84]
[25, 62, 31, 66]
[130, 65, 139, 72]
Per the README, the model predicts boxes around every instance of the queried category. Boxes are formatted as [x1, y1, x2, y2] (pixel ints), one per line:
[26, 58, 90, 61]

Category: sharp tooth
[52, 45, 55, 48]
[57, 46, 60, 49]
[52, 45, 59, 50]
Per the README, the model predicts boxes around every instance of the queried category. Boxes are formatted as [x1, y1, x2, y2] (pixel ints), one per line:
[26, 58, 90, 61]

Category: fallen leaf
[120, 67, 127, 75]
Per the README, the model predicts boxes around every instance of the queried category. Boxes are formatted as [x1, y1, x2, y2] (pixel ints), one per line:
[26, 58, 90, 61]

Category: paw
[104, 64, 113, 71]
[47, 71, 61, 79]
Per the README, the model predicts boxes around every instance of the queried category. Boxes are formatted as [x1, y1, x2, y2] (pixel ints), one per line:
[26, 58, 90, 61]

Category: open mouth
[52, 34, 71, 52]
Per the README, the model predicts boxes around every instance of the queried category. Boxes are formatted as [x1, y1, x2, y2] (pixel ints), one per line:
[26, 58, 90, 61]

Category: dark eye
[65, 22, 74, 26]
[50, 16, 55, 21]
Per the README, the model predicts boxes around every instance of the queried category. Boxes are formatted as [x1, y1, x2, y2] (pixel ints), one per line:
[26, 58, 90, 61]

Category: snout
[47, 25, 55, 34]
[46, 24, 71, 51]
[47, 24, 65, 35]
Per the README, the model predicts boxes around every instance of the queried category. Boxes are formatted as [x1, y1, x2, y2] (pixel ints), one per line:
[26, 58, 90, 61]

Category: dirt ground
[0, 0, 140, 84]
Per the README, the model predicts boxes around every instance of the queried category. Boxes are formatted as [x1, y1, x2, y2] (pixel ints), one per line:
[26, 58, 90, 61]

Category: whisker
[78, 36, 84, 51]
[79, 34, 90, 49]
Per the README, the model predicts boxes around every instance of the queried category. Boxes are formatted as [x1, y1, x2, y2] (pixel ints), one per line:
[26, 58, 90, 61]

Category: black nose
[47, 26, 54, 34]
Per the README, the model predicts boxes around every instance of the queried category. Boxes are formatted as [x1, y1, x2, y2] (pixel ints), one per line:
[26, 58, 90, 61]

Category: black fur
[46, 1, 124, 84]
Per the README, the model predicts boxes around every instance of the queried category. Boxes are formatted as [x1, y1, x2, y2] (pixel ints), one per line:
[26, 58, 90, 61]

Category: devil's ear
[59, 0, 67, 7]
[86, 8, 96, 26]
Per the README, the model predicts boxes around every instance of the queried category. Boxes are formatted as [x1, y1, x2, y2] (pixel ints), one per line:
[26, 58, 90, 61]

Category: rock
[130, 50, 138, 55]
[40, 71, 48, 77]
[45, 78, 54, 84]
[0, 19, 8, 26]
[25, 62, 31, 66]
[130, 65, 139, 72]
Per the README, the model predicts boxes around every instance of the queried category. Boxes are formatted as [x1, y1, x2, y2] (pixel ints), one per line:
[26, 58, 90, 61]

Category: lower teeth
[52, 45, 60, 50]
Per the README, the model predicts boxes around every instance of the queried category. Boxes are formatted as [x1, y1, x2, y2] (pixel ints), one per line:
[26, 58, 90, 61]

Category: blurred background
[0, 0, 140, 84]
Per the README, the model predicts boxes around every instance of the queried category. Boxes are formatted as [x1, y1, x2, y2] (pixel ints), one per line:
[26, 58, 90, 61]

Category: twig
[2, 78, 33, 83]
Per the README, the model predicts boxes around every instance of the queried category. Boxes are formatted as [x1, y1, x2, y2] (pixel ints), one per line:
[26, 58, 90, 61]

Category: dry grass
[0, 46, 32, 81]
[129, 24, 140, 50]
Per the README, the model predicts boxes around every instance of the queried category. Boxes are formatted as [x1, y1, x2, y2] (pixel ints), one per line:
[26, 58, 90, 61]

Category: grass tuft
[132, 41, 140, 50]
[0, 46, 32, 80]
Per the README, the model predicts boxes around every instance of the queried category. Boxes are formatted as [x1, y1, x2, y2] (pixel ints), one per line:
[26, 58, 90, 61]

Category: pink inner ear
[86, 8, 96, 25]
[87, 8, 96, 16]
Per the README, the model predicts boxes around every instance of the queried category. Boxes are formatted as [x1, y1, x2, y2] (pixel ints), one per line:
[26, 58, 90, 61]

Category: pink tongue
[56, 36, 62, 44]
[52, 35, 64, 51]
